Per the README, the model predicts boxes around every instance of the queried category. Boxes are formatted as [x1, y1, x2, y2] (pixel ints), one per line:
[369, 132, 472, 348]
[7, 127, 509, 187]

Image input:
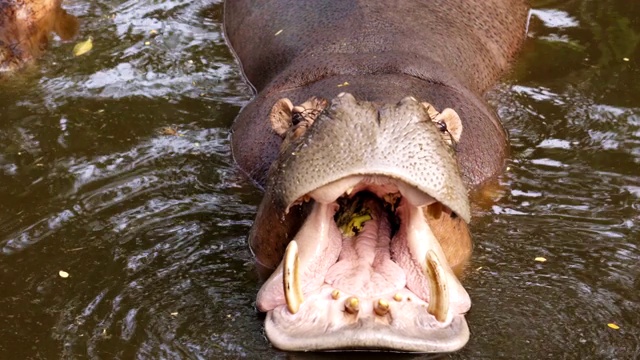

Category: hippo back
[225, 0, 529, 94]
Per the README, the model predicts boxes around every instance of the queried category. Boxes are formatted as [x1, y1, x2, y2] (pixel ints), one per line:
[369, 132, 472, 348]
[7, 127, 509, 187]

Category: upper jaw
[266, 93, 471, 224]
[256, 175, 472, 353]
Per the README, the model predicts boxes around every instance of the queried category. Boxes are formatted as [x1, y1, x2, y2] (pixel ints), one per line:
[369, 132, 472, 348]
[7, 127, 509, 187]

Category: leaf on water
[274, 29, 283, 36]
[337, 81, 350, 87]
[607, 323, 620, 330]
[59, 270, 70, 278]
[73, 37, 93, 56]
[534, 257, 547, 262]
[170, 312, 178, 316]
[623, 57, 630, 62]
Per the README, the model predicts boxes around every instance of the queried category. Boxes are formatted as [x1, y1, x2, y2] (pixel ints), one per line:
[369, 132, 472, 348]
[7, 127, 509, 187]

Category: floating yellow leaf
[337, 81, 349, 87]
[73, 37, 93, 56]
[607, 323, 620, 330]
[274, 29, 283, 36]
[144, 41, 150, 46]
[59, 270, 70, 278]
[534, 257, 547, 262]
[170, 312, 178, 316]
[150, 29, 158, 35]
[622, 57, 629, 62]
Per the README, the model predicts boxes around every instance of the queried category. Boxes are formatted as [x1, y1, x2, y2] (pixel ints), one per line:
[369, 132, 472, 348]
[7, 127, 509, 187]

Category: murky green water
[0, 0, 638, 358]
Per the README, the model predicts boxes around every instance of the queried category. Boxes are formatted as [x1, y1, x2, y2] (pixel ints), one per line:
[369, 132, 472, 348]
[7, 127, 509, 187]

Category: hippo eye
[435, 120, 458, 151]
[292, 111, 304, 125]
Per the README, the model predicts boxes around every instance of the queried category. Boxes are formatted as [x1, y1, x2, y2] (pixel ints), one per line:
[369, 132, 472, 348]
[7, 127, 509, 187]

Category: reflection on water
[0, 0, 639, 358]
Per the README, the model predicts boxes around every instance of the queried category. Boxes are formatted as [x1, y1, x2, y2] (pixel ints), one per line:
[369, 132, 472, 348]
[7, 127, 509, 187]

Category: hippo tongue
[324, 196, 407, 298]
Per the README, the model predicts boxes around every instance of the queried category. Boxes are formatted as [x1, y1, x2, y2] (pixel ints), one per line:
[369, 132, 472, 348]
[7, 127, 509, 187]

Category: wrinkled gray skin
[224, 0, 529, 353]
[227, 0, 528, 187]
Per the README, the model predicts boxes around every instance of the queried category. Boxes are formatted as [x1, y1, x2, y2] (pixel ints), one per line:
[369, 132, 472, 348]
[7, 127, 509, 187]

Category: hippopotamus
[0, 0, 78, 73]
[224, 0, 529, 353]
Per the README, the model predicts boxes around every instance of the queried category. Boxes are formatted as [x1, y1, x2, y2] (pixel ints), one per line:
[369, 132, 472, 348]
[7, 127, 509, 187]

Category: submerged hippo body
[225, 0, 528, 353]
[0, 0, 78, 73]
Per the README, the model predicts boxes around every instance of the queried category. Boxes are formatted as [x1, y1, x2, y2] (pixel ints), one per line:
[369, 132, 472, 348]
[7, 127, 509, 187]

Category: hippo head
[249, 93, 472, 353]
[0, 0, 79, 72]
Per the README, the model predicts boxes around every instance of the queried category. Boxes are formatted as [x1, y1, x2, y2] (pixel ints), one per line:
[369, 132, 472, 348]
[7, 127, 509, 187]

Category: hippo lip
[256, 174, 471, 353]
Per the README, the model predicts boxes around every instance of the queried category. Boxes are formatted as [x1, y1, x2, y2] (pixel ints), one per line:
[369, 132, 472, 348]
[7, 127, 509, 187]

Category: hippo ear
[421, 102, 463, 144]
[421, 102, 440, 120]
[435, 108, 463, 143]
[269, 98, 294, 138]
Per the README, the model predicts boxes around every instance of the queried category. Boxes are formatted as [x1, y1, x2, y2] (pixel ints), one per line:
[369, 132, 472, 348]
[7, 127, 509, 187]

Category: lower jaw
[264, 283, 470, 352]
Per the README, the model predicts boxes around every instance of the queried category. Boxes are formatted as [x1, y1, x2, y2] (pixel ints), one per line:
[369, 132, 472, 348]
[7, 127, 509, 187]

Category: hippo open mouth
[256, 176, 471, 352]
[248, 93, 474, 352]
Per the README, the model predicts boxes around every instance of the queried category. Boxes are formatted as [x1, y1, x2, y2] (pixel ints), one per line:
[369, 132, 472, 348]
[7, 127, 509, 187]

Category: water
[0, 0, 638, 358]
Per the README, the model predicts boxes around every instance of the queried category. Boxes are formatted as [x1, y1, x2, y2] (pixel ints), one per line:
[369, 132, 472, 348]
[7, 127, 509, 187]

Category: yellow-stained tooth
[331, 289, 340, 300]
[393, 293, 403, 302]
[283, 240, 303, 314]
[345, 296, 360, 314]
[425, 250, 449, 322]
[374, 299, 390, 316]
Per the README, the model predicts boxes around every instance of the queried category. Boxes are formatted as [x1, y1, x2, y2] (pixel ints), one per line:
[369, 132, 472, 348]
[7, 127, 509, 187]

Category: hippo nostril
[399, 96, 418, 106]
[334, 92, 356, 104]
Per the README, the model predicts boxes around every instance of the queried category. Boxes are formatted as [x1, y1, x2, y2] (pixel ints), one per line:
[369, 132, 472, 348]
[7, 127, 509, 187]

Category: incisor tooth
[344, 296, 360, 314]
[345, 187, 354, 196]
[283, 240, 303, 314]
[425, 250, 449, 322]
[374, 299, 390, 316]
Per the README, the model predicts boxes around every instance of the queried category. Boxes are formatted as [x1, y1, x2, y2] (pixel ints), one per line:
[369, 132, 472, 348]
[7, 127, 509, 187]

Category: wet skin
[224, 0, 529, 353]
[0, 0, 78, 73]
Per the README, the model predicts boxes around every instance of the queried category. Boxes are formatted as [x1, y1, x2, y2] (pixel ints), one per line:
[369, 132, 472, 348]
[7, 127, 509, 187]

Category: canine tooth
[283, 240, 303, 314]
[393, 293, 402, 302]
[425, 250, 449, 322]
[345, 187, 354, 196]
[344, 296, 360, 314]
[331, 289, 340, 300]
[374, 299, 390, 316]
